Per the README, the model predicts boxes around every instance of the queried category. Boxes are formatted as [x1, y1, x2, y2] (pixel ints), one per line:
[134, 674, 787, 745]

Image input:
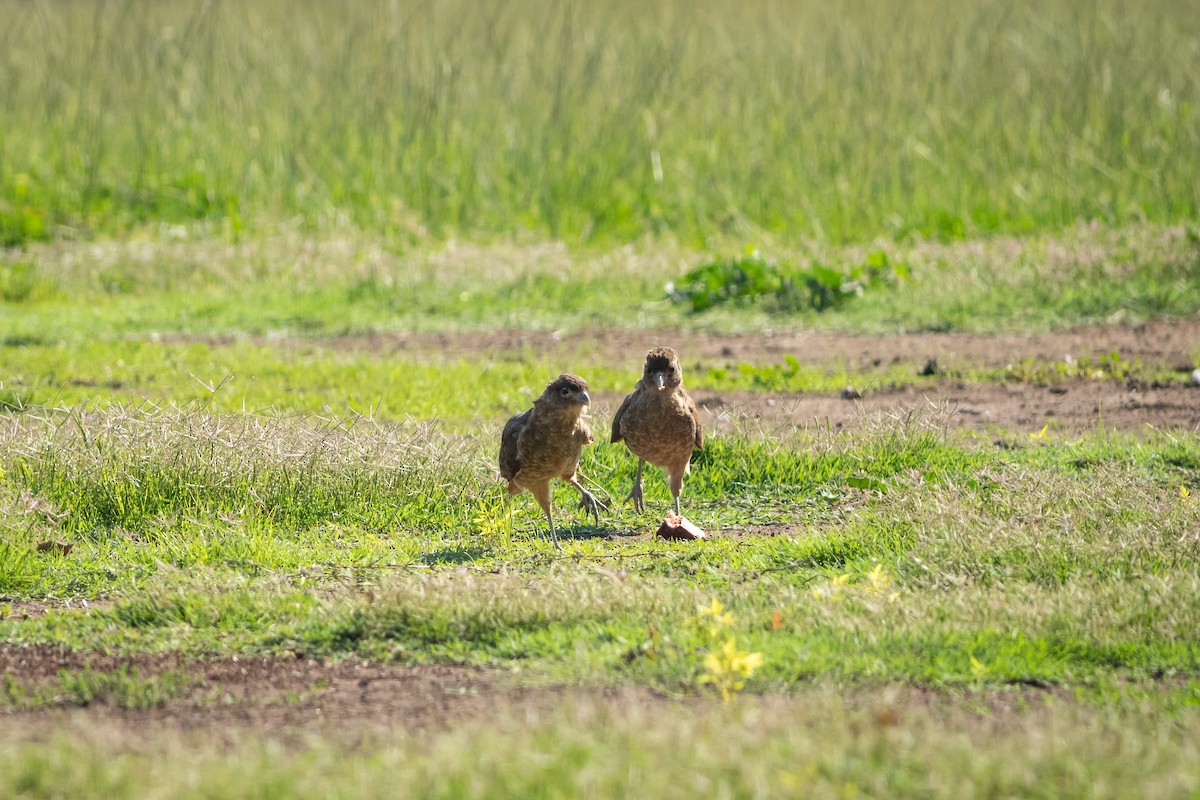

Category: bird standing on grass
[611, 347, 703, 516]
[499, 373, 606, 546]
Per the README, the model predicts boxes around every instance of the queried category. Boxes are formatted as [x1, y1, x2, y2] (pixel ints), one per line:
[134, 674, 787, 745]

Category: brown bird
[499, 373, 606, 546]
[611, 347, 703, 516]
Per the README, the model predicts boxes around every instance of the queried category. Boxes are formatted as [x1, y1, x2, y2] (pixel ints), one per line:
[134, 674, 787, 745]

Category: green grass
[0, 340, 935, 421]
[1, 405, 1199, 793]
[2, 226, 1199, 360]
[3, 406, 1197, 688]
[2, 687, 1199, 799]
[3, 0, 1200, 792]
[2, 666, 194, 711]
[2, 328, 1198, 796]
[2, 0, 1198, 245]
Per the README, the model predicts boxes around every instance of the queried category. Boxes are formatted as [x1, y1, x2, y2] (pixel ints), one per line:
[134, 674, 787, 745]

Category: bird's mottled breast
[514, 406, 589, 481]
[619, 388, 699, 465]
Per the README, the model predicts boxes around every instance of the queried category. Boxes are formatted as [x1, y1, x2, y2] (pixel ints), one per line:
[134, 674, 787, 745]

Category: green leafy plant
[667, 250, 908, 314]
[665, 251, 786, 312]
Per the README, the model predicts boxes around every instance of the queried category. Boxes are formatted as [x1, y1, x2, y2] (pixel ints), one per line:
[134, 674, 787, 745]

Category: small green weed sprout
[694, 597, 764, 704]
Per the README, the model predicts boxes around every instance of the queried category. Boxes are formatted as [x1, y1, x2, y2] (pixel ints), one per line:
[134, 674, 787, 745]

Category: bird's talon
[624, 485, 645, 514]
[578, 492, 606, 524]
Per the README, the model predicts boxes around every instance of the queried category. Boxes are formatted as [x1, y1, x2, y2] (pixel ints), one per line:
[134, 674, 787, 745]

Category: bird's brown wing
[610, 391, 635, 443]
[686, 392, 703, 449]
[499, 409, 530, 481]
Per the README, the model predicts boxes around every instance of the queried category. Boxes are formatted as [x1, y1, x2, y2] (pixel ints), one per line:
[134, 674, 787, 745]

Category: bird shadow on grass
[420, 547, 489, 565]
[558, 523, 644, 542]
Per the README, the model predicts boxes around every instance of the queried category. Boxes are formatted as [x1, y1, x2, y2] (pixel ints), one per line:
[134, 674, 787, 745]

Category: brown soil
[210, 317, 1200, 433]
[1, 643, 1068, 749]
[1, 643, 643, 747]
[671, 379, 1200, 436]
[341, 317, 1200, 375]
[641, 317, 1200, 434]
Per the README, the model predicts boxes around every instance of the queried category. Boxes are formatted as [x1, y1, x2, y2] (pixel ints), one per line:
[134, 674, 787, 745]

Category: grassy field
[3, 0, 1200, 797]
[2, 224, 1198, 420]
[2, 396, 1199, 796]
[3, 689, 1198, 798]
[2, 0, 1198, 245]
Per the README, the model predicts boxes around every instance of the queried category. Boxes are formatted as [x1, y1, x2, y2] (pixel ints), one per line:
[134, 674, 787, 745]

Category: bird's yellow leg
[527, 481, 560, 548]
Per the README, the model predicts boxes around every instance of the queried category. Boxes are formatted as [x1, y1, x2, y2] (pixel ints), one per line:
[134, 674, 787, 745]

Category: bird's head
[542, 373, 591, 408]
[643, 346, 683, 391]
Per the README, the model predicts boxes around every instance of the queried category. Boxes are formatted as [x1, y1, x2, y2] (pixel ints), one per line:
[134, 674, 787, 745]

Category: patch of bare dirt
[184, 317, 1200, 372]
[0, 643, 1066, 748]
[4, 644, 1148, 751]
[316, 317, 1200, 373]
[1, 643, 639, 746]
[662, 380, 1200, 436]
[209, 318, 1199, 433]
[552, 318, 1200, 435]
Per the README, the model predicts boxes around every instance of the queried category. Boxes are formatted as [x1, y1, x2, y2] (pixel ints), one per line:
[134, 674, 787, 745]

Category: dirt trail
[0, 644, 590, 744]
[661, 380, 1200, 437]
[341, 317, 1200, 373]
[249, 317, 1200, 433]
[0, 643, 1062, 746]
[396, 319, 1199, 434]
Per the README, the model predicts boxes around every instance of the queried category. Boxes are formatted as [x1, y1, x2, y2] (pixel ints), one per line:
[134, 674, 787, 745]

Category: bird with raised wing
[499, 373, 606, 546]
[611, 347, 703, 517]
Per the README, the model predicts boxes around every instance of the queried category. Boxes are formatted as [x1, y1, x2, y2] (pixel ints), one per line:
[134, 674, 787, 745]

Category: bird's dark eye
[560, 387, 571, 395]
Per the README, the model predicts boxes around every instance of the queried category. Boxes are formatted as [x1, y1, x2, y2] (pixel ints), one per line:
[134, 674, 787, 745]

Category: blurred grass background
[2, 0, 1197, 247]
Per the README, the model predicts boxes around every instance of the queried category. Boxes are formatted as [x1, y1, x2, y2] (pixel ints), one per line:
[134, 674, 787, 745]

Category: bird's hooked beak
[578, 390, 591, 406]
[653, 372, 666, 391]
